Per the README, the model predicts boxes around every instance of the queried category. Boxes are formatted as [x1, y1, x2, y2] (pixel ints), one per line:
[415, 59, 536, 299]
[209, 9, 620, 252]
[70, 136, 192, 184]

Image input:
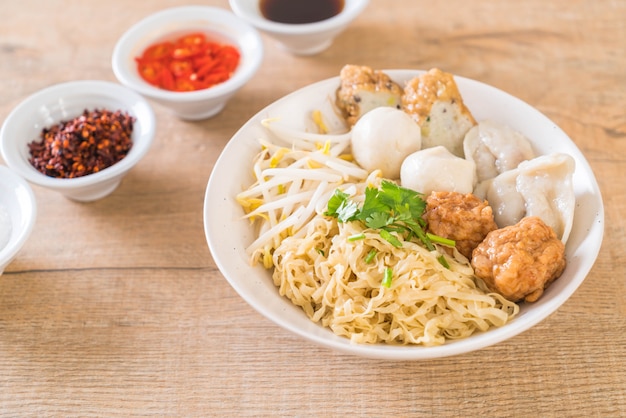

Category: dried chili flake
[135, 32, 240, 92]
[28, 108, 134, 178]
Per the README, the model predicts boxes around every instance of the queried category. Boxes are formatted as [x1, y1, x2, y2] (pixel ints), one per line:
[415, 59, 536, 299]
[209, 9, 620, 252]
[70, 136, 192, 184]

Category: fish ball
[400, 146, 476, 195]
[350, 107, 421, 179]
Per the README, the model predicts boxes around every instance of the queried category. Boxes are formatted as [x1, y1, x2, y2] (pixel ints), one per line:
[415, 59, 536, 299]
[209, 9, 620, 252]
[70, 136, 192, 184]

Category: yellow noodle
[272, 214, 519, 346]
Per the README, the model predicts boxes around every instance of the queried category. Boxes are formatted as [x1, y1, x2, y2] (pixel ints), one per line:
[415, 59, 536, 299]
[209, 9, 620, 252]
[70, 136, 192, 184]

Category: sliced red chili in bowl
[135, 32, 241, 92]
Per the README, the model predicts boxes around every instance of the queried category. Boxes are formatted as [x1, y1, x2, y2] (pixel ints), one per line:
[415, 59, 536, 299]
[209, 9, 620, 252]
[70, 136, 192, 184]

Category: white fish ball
[350, 107, 422, 179]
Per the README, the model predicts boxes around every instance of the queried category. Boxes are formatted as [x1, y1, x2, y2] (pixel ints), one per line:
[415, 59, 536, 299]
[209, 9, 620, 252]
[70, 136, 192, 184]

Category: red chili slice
[175, 78, 196, 92]
[159, 67, 175, 90]
[141, 42, 174, 61]
[136, 60, 163, 85]
[169, 60, 194, 78]
[177, 32, 207, 48]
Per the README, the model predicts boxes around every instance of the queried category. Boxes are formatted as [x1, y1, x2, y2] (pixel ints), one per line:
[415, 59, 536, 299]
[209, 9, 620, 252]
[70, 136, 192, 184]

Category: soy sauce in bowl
[260, 0, 345, 24]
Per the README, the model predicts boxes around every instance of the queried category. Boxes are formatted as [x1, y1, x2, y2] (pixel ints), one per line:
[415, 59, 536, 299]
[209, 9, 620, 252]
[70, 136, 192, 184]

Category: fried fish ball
[471, 216, 566, 303]
[402, 68, 476, 157]
[423, 191, 498, 259]
[335, 64, 403, 126]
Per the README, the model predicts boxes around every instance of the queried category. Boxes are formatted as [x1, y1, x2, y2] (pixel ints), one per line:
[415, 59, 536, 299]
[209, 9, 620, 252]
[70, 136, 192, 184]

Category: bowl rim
[229, 0, 370, 34]
[0, 80, 156, 189]
[111, 5, 264, 102]
[0, 165, 37, 268]
[203, 69, 605, 360]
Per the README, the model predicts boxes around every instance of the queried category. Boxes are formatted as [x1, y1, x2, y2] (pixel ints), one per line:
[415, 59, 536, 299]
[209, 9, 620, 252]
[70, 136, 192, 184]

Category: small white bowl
[112, 6, 264, 121]
[0, 165, 36, 274]
[229, 0, 369, 55]
[0, 80, 156, 202]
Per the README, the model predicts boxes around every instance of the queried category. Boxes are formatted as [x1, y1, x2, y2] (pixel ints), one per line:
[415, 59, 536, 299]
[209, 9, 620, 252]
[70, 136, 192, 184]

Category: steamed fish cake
[335, 64, 403, 126]
[402, 68, 476, 157]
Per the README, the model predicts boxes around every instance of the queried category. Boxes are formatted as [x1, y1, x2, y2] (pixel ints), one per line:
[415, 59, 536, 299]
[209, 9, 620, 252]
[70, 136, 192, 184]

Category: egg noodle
[236, 118, 519, 346]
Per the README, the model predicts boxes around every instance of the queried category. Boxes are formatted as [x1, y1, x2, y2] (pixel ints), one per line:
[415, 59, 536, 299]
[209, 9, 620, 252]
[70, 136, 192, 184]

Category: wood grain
[0, 0, 624, 416]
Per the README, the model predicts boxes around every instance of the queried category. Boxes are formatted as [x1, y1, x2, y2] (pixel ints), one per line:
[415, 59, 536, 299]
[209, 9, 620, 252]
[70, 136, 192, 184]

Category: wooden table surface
[1, 0, 624, 416]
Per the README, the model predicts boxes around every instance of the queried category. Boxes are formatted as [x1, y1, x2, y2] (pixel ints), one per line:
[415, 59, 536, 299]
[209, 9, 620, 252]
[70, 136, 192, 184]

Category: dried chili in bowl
[28, 109, 134, 179]
[135, 32, 241, 92]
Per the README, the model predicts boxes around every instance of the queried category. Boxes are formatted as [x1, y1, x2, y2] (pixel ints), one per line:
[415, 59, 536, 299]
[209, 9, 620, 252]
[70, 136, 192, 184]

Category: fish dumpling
[400, 146, 476, 195]
[485, 153, 576, 243]
[464, 120, 535, 184]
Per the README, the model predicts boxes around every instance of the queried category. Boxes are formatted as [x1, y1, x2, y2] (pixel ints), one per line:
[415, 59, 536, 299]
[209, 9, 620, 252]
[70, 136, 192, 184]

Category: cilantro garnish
[325, 189, 358, 222]
[324, 180, 455, 271]
[325, 180, 444, 250]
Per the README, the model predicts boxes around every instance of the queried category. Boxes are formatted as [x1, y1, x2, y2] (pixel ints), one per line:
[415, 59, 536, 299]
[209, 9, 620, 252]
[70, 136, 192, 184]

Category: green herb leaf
[437, 254, 450, 269]
[348, 233, 366, 241]
[325, 189, 359, 222]
[365, 211, 392, 229]
[365, 248, 377, 263]
[382, 267, 393, 288]
[357, 186, 389, 222]
[337, 199, 359, 223]
[324, 188, 349, 217]
[379, 180, 425, 215]
[380, 229, 402, 248]
[325, 188, 359, 222]
[427, 233, 456, 247]
[406, 221, 435, 251]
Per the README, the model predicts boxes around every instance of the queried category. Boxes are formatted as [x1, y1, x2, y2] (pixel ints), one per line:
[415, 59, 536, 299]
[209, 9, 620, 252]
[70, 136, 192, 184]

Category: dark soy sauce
[260, 0, 345, 24]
